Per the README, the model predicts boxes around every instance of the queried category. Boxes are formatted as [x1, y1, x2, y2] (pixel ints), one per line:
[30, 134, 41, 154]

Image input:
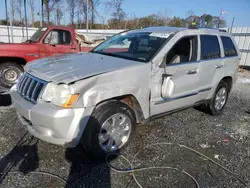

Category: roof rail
[218, 29, 227, 32]
[198, 27, 227, 32]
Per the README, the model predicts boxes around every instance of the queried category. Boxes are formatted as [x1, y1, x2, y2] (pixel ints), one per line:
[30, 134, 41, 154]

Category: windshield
[91, 31, 170, 62]
[29, 27, 48, 42]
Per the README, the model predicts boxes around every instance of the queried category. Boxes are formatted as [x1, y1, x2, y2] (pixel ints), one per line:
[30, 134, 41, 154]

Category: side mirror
[162, 76, 175, 99]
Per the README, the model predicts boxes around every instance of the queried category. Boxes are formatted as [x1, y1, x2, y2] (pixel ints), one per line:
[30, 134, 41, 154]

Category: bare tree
[186, 9, 194, 17]
[44, 0, 50, 23]
[43, 0, 58, 24]
[67, 0, 77, 25]
[15, 0, 23, 22]
[89, 0, 100, 27]
[75, 0, 109, 29]
[76, 0, 86, 28]
[53, 1, 63, 25]
[185, 10, 196, 27]
[109, 0, 126, 29]
[10, 0, 16, 21]
[97, 1, 113, 29]
[126, 13, 139, 29]
[27, 0, 35, 27]
[14, 0, 24, 36]
[157, 9, 171, 26]
[77, 0, 95, 28]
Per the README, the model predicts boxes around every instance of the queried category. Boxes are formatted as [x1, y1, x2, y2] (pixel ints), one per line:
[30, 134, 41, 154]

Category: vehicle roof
[141, 26, 186, 33]
[129, 26, 185, 34]
[43, 25, 75, 31]
[131, 26, 232, 36]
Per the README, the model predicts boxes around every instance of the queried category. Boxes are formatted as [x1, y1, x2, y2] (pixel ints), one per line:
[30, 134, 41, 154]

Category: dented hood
[25, 52, 142, 84]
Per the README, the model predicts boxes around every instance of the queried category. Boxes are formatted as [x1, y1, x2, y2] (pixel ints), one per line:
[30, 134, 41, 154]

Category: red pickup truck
[0, 26, 104, 88]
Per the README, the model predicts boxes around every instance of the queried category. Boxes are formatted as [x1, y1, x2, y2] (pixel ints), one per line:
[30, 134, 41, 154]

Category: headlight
[42, 83, 79, 108]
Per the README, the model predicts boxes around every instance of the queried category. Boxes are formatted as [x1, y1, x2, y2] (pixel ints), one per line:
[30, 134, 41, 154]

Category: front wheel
[81, 101, 136, 159]
[0, 62, 23, 88]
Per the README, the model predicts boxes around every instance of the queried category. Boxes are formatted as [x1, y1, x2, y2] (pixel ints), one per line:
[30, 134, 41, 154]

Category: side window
[166, 36, 198, 65]
[44, 30, 58, 44]
[221, 36, 238, 57]
[200, 35, 220, 60]
[44, 30, 71, 45]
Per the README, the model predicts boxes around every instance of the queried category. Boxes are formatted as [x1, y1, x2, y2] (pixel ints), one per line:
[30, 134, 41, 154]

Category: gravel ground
[0, 70, 250, 188]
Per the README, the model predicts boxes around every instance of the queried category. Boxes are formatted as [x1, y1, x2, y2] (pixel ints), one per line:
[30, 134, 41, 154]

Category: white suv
[10, 27, 240, 158]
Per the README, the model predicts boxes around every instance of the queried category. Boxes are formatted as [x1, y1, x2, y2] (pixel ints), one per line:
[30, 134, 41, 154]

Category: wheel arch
[0, 56, 27, 66]
[221, 76, 233, 92]
[93, 94, 145, 124]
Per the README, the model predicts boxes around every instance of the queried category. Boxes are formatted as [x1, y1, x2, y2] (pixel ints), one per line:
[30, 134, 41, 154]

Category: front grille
[17, 73, 47, 104]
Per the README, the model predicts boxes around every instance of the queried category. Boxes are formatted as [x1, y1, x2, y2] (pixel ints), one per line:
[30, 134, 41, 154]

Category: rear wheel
[197, 81, 229, 115]
[81, 101, 136, 159]
[0, 62, 23, 88]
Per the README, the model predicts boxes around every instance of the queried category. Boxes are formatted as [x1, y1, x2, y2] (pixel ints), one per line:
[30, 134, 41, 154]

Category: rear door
[197, 35, 222, 101]
[220, 36, 240, 79]
[43, 29, 77, 57]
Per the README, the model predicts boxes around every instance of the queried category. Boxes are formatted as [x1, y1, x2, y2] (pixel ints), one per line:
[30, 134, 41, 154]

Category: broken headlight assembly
[42, 83, 79, 108]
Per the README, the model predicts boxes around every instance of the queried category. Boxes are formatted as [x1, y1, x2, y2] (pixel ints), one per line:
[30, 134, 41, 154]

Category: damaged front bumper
[10, 85, 93, 147]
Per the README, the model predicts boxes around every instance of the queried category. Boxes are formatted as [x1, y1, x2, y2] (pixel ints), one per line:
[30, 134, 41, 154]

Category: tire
[0, 62, 23, 88]
[81, 101, 136, 160]
[205, 81, 229, 115]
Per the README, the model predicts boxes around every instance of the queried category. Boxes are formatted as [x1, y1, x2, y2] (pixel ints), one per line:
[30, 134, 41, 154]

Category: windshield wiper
[90, 51, 146, 62]
[90, 51, 120, 58]
[90, 51, 103, 54]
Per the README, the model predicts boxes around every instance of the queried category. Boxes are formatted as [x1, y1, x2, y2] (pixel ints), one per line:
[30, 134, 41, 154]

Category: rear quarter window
[221, 36, 238, 57]
[200, 35, 221, 60]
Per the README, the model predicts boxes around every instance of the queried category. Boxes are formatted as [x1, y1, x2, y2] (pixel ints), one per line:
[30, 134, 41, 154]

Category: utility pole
[56, 2, 59, 25]
[39, 0, 42, 27]
[42, 0, 44, 25]
[230, 17, 235, 33]
[64, 0, 67, 26]
[4, 0, 10, 43]
[24, 0, 28, 39]
[86, 0, 88, 32]
[9, 0, 14, 43]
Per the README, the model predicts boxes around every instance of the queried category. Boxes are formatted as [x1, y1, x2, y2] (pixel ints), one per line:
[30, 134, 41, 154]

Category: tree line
[0, 0, 226, 29]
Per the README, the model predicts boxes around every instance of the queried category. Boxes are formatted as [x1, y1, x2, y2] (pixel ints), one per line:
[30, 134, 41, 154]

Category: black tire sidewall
[82, 101, 136, 159]
[209, 81, 229, 115]
[0, 62, 23, 88]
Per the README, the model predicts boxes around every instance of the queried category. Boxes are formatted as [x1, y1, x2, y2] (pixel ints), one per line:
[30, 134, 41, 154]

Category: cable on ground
[106, 142, 250, 188]
[0, 131, 73, 188]
[1, 135, 249, 188]
[0, 171, 73, 188]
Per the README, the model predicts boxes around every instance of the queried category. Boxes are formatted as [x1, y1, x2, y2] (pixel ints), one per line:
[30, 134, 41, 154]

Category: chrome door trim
[154, 87, 212, 105]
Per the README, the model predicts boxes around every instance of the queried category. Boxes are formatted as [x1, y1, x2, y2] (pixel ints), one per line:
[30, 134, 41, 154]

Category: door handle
[186, 69, 198, 75]
[70, 47, 77, 50]
[215, 65, 223, 69]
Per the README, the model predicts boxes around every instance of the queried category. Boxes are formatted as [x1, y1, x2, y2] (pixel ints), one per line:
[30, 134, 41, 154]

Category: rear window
[221, 36, 238, 57]
[200, 35, 221, 60]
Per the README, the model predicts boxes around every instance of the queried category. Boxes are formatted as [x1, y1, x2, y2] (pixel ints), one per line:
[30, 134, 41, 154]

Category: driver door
[42, 29, 77, 57]
[150, 35, 200, 116]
